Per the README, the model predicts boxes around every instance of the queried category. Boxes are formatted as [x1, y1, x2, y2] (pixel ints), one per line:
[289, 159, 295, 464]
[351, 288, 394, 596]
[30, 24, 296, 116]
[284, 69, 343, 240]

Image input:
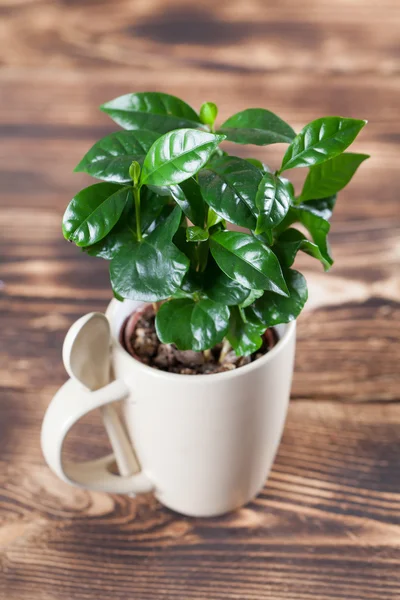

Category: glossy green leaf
[255, 173, 294, 234]
[63, 183, 129, 247]
[272, 203, 333, 268]
[227, 305, 265, 356]
[129, 160, 141, 186]
[74, 130, 160, 183]
[141, 187, 174, 231]
[84, 201, 136, 259]
[219, 108, 296, 146]
[110, 206, 189, 301]
[274, 228, 330, 270]
[298, 196, 337, 220]
[206, 148, 228, 168]
[112, 288, 125, 302]
[85, 188, 169, 259]
[245, 158, 271, 172]
[210, 230, 289, 295]
[268, 207, 297, 237]
[207, 207, 224, 228]
[280, 117, 367, 172]
[172, 224, 198, 268]
[297, 205, 333, 269]
[141, 129, 225, 187]
[247, 269, 308, 327]
[198, 156, 262, 229]
[252, 230, 273, 246]
[155, 298, 230, 351]
[299, 153, 369, 201]
[197, 238, 210, 272]
[144, 184, 172, 197]
[239, 288, 264, 308]
[204, 260, 251, 305]
[143, 203, 175, 234]
[200, 102, 218, 126]
[186, 226, 209, 242]
[169, 177, 206, 227]
[180, 268, 204, 294]
[101, 92, 202, 133]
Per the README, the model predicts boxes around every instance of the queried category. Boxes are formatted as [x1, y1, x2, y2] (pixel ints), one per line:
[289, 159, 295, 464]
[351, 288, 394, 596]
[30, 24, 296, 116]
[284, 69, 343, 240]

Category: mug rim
[106, 299, 296, 383]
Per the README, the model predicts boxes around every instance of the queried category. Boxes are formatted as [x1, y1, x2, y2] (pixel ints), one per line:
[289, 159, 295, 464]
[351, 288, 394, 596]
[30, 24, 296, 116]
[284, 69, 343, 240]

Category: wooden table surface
[1, 1, 400, 598]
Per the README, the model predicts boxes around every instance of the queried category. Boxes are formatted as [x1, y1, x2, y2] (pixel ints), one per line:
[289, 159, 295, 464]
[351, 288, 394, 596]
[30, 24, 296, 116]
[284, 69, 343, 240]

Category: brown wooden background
[1, 1, 400, 598]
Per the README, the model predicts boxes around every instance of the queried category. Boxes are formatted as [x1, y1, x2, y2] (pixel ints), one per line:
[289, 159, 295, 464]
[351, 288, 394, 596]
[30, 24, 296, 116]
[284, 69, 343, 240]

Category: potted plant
[41, 92, 368, 517]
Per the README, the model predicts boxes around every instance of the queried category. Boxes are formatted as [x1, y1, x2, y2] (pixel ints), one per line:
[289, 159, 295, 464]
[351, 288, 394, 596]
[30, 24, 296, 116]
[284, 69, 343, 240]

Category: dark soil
[121, 305, 278, 375]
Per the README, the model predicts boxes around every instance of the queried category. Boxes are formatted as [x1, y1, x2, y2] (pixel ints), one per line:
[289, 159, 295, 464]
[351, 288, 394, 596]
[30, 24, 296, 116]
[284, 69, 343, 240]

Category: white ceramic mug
[41, 299, 296, 517]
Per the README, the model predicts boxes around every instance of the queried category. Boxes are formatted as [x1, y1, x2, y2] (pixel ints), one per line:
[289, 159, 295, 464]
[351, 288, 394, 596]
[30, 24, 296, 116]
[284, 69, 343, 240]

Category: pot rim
[106, 299, 296, 383]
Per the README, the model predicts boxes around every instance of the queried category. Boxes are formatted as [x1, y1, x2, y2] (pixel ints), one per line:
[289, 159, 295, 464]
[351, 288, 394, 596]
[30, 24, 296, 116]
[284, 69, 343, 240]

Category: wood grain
[1, 0, 400, 598]
[2, 400, 400, 600]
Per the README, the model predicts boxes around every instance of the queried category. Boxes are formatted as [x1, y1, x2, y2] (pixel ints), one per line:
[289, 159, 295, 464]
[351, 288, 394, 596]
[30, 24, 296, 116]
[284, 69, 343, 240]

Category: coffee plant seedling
[63, 92, 368, 356]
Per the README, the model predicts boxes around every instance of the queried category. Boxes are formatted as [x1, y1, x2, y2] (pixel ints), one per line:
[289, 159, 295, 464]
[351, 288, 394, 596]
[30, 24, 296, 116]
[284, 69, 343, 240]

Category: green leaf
[145, 184, 172, 197]
[143, 203, 175, 234]
[272, 203, 334, 268]
[299, 153, 369, 201]
[255, 173, 294, 235]
[274, 228, 330, 270]
[100, 92, 202, 133]
[219, 108, 296, 146]
[207, 207, 224, 228]
[239, 289, 264, 308]
[141, 129, 225, 187]
[112, 288, 125, 302]
[180, 268, 204, 294]
[84, 202, 136, 259]
[140, 187, 173, 231]
[204, 260, 251, 306]
[271, 206, 298, 237]
[74, 130, 160, 183]
[155, 298, 230, 351]
[110, 206, 189, 301]
[171, 268, 204, 299]
[169, 177, 206, 227]
[63, 182, 129, 246]
[129, 160, 141, 186]
[273, 194, 337, 237]
[85, 188, 169, 259]
[172, 224, 198, 268]
[298, 196, 337, 220]
[200, 102, 218, 127]
[247, 269, 308, 327]
[297, 205, 333, 269]
[198, 156, 262, 229]
[227, 306, 265, 357]
[210, 230, 289, 296]
[186, 226, 209, 242]
[245, 158, 271, 172]
[280, 117, 367, 172]
[206, 148, 228, 168]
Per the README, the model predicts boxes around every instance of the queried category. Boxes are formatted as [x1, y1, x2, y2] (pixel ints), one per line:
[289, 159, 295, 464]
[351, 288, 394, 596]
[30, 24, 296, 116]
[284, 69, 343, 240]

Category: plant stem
[219, 338, 232, 363]
[203, 349, 212, 361]
[133, 186, 142, 242]
[197, 240, 209, 273]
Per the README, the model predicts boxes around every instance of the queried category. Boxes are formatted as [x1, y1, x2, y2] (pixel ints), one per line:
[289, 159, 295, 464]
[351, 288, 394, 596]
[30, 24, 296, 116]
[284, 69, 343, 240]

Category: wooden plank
[1, 0, 399, 74]
[1, 399, 400, 600]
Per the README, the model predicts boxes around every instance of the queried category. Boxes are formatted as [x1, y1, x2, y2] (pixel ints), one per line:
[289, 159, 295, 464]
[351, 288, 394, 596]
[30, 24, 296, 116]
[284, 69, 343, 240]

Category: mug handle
[41, 378, 154, 494]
